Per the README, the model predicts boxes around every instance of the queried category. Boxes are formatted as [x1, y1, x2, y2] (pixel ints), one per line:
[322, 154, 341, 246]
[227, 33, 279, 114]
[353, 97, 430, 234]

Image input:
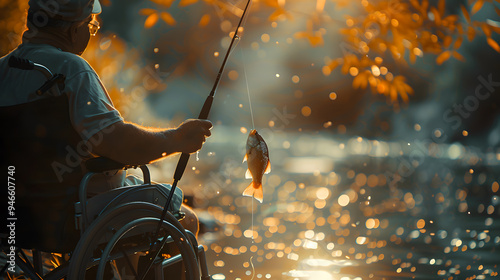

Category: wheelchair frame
[1, 56, 211, 280]
[6, 165, 210, 280]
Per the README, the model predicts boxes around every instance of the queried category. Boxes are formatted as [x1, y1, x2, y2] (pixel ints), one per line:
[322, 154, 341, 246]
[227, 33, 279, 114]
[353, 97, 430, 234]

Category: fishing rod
[140, 0, 252, 278]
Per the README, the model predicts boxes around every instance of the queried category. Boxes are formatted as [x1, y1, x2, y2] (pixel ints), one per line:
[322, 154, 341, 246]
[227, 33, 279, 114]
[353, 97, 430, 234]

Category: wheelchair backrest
[0, 94, 84, 252]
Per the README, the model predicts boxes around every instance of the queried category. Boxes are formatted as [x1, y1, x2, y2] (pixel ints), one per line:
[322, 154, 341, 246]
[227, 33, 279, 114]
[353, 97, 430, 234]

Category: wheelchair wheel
[96, 217, 200, 280]
[67, 202, 197, 279]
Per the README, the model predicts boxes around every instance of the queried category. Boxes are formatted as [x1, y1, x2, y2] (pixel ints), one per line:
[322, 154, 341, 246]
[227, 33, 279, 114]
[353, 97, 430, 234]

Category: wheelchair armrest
[78, 157, 152, 232]
[85, 157, 132, 173]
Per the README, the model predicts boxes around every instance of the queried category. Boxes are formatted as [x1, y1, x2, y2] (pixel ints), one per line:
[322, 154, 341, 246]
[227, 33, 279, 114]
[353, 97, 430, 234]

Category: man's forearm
[89, 121, 178, 164]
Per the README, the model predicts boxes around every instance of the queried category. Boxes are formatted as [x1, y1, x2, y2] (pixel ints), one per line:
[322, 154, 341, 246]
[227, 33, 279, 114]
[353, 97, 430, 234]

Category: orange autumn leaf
[328, 59, 341, 71]
[294, 31, 308, 39]
[461, 5, 471, 23]
[340, 55, 358, 74]
[438, 0, 446, 17]
[139, 8, 156, 16]
[410, 0, 420, 10]
[352, 70, 370, 89]
[452, 51, 465, 61]
[262, 0, 280, 8]
[481, 23, 492, 37]
[398, 89, 409, 103]
[389, 84, 398, 102]
[179, 0, 198, 7]
[436, 50, 451, 65]
[392, 76, 413, 103]
[269, 7, 293, 21]
[161, 12, 176, 26]
[443, 36, 453, 48]
[467, 26, 476, 41]
[471, 0, 484, 15]
[409, 51, 416, 64]
[199, 14, 211, 27]
[454, 37, 464, 49]
[431, 7, 441, 25]
[150, 0, 175, 8]
[488, 21, 500, 34]
[294, 31, 324, 47]
[487, 37, 500, 52]
[308, 32, 324, 47]
[144, 13, 159, 28]
[376, 80, 390, 95]
[422, 0, 429, 12]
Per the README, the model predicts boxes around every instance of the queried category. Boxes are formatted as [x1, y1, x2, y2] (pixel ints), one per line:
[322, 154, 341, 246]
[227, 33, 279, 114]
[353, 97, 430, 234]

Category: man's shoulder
[12, 43, 96, 76]
[56, 50, 90, 66]
[46, 49, 95, 75]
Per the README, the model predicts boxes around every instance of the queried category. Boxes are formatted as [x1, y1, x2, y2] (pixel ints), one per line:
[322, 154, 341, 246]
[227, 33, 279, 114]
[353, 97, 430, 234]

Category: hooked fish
[242, 129, 271, 203]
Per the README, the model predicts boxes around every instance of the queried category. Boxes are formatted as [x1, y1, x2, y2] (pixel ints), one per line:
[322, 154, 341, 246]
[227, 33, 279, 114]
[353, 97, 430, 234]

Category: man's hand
[172, 119, 213, 154]
[89, 119, 212, 165]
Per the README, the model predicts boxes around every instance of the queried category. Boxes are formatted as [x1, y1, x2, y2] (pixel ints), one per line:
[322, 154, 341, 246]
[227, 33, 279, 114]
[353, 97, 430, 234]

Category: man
[0, 0, 211, 238]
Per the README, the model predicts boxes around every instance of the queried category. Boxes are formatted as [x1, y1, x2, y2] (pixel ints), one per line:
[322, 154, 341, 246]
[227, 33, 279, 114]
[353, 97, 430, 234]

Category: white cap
[29, 0, 102, 22]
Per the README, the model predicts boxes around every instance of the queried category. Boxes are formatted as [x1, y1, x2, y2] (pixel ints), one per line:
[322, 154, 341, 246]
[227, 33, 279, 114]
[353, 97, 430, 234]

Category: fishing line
[249, 256, 255, 280]
[236, 0, 256, 131]
[248, 197, 256, 279]
[241, 48, 255, 130]
[251, 194, 254, 243]
[238, 14, 257, 280]
[237, 3, 257, 279]
[245, 177, 258, 280]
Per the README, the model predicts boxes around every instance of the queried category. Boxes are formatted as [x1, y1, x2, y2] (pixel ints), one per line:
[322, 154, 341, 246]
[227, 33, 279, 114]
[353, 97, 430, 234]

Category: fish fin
[253, 184, 263, 203]
[242, 153, 248, 163]
[245, 169, 253, 179]
[242, 182, 263, 203]
[264, 161, 271, 174]
[242, 182, 255, 197]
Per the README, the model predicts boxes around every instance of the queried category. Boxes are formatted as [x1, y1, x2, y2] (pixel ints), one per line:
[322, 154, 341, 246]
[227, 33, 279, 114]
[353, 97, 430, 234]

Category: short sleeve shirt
[0, 43, 123, 141]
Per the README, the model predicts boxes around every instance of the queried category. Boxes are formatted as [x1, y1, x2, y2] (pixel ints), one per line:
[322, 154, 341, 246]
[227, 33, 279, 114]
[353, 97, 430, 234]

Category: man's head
[25, 0, 102, 55]
[28, 0, 101, 22]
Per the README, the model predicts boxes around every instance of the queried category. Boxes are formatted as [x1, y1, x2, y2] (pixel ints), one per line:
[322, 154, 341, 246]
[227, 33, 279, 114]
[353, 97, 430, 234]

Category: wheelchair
[0, 56, 211, 279]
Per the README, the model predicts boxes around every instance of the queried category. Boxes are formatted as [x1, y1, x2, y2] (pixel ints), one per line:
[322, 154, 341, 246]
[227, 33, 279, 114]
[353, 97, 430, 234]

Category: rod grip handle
[173, 153, 190, 181]
[8, 56, 34, 70]
[173, 95, 213, 183]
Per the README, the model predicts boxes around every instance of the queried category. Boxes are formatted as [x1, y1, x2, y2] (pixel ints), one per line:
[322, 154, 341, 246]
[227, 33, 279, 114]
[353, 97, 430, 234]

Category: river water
[171, 127, 500, 280]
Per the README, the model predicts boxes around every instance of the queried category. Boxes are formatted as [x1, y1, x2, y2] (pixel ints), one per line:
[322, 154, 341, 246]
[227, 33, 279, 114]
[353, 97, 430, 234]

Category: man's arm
[88, 119, 212, 165]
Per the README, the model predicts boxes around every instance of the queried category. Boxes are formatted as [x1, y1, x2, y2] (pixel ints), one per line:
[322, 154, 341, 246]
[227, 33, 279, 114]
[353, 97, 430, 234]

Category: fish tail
[243, 182, 256, 197]
[243, 181, 263, 203]
[254, 184, 263, 203]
